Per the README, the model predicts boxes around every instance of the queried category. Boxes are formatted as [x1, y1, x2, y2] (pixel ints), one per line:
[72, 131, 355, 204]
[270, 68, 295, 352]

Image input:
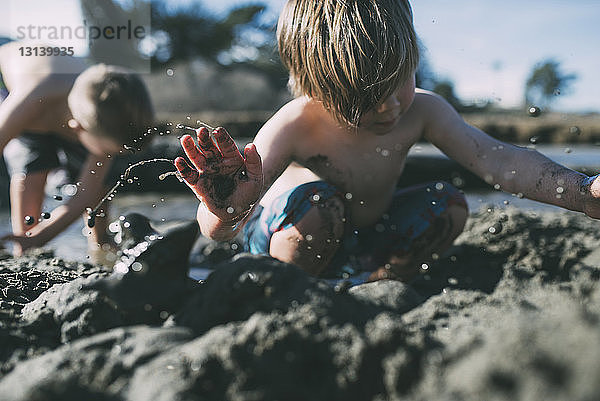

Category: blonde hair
[278, 0, 419, 127]
[68, 64, 154, 147]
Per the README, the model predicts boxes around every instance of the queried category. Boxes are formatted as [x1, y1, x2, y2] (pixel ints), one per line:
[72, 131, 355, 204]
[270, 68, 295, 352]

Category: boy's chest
[295, 130, 413, 195]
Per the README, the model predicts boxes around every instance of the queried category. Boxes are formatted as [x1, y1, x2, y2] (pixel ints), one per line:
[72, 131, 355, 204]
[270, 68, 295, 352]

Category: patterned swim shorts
[244, 180, 467, 280]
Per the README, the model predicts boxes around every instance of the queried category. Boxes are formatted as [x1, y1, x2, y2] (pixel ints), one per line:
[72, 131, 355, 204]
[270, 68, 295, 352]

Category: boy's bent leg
[10, 171, 48, 235]
[244, 181, 345, 276]
[368, 182, 468, 282]
[270, 195, 344, 275]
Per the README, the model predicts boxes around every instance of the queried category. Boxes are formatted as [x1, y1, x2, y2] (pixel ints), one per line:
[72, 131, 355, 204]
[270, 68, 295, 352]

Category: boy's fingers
[174, 157, 200, 186]
[180, 135, 207, 172]
[196, 127, 221, 161]
[213, 127, 242, 161]
[243, 143, 262, 180]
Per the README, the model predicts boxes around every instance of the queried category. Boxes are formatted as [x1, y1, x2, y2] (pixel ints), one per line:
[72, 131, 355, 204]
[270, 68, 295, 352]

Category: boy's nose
[376, 94, 401, 113]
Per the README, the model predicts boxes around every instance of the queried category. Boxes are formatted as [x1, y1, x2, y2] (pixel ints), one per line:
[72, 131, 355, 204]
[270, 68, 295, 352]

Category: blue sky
[2, 0, 599, 113]
[203, 0, 600, 113]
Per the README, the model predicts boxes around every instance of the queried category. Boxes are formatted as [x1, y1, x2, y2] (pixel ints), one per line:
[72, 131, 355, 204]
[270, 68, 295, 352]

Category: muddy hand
[175, 127, 263, 222]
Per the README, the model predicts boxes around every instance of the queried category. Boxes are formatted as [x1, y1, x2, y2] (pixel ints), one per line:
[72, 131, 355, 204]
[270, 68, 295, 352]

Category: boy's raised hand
[175, 127, 263, 223]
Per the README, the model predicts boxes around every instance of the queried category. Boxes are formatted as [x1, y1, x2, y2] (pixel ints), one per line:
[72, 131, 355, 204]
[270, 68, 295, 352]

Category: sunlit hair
[277, 0, 419, 127]
[68, 64, 154, 147]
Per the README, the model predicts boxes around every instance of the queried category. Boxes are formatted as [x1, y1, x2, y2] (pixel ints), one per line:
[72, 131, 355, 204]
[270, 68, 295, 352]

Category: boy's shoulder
[259, 97, 327, 138]
[413, 89, 454, 114]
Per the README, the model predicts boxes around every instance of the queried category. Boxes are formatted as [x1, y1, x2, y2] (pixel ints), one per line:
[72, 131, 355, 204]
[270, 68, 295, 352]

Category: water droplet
[166, 68, 174, 76]
[53, 195, 63, 201]
[24, 216, 35, 225]
[569, 126, 581, 135]
[131, 262, 143, 272]
[226, 207, 235, 214]
[556, 186, 564, 194]
[553, 88, 561, 96]
[25, 231, 32, 237]
[90, 170, 96, 174]
[127, 179, 134, 184]
[528, 106, 541, 117]
[41, 212, 51, 219]
[345, 192, 353, 200]
[96, 162, 103, 167]
[529, 136, 538, 144]
[312, 194, 321, 202]
[435, 182, 444, 191]
[488, 222, 502, 234]
[87, 214, 96, 228]
[231, 243, 239, 251]
[421, 263, 429, 270]
[564, 147, 572, 153]
[381, 149, 390, 157]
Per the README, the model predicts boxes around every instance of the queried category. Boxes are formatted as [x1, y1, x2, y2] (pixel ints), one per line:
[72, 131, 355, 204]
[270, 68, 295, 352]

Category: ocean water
[0, 190, 564, 265]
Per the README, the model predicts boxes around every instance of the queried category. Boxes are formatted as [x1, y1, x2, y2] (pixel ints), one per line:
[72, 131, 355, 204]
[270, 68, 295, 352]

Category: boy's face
[69, 119, 122, 156]
[359, 74, 416, 135]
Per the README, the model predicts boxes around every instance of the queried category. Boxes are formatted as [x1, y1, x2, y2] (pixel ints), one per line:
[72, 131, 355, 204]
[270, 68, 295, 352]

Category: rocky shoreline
[1, 207, 600, 400]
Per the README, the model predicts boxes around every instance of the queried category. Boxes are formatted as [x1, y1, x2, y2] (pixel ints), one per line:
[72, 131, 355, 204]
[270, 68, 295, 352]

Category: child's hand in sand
[175, 127, 263, 223]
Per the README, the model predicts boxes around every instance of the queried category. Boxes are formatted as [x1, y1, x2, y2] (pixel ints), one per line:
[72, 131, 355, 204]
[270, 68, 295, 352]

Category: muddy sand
[1, 206, 600, 401]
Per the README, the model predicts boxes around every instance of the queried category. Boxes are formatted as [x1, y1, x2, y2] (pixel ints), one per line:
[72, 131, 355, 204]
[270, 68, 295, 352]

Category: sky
[2, 0, 599, 113]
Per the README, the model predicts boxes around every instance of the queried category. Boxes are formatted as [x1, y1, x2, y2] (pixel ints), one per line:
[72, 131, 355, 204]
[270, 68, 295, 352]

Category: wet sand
[1, 206, 600, 400]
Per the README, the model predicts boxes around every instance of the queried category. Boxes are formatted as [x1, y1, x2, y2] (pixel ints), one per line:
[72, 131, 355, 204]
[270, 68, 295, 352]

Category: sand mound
[1, 207, 599, 400]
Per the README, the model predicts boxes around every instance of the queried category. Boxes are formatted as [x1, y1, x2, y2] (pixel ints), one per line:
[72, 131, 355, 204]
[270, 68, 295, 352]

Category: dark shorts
[0, 68, 8, 100]
[4, 132, 90, 183]
[244, 180, 467, 280]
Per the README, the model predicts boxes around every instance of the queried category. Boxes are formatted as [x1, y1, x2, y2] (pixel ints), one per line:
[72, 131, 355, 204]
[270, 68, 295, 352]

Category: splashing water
[176, 120, 216, 132]
[87, 158, 184, 228]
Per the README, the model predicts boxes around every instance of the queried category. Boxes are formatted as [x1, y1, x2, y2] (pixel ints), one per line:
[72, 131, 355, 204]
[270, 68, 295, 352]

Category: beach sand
[0, 206, 599, 400]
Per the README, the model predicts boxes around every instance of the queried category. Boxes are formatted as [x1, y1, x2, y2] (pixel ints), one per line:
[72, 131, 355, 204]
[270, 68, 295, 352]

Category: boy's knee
[270, 191, 345, 275]
[274, 193, 345, 246]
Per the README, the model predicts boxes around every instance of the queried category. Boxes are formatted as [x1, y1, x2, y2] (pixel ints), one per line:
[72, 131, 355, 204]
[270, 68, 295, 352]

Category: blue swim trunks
[244, 180, 467, 280]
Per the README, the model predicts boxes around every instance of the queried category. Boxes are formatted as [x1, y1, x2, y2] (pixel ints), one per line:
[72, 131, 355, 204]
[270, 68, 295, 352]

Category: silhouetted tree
[525, 59, 576, 109]
[148, 1, 266, 66]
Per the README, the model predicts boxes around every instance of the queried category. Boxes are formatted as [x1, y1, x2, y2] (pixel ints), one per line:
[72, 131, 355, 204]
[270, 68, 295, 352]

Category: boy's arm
[419, 91, 600, 217]
[0, 90, 43, 151]
[3, 155, 113, 253]
[176, 110, 296, 241]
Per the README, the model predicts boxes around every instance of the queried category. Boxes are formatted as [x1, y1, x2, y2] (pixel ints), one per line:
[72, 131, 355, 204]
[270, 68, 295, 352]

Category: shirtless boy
[175, 0, 600, 282]
[0, 41, 154, 257]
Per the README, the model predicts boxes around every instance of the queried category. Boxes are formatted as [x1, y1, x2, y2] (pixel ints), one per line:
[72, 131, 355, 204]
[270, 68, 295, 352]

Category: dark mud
[1, 207, 600, 400]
